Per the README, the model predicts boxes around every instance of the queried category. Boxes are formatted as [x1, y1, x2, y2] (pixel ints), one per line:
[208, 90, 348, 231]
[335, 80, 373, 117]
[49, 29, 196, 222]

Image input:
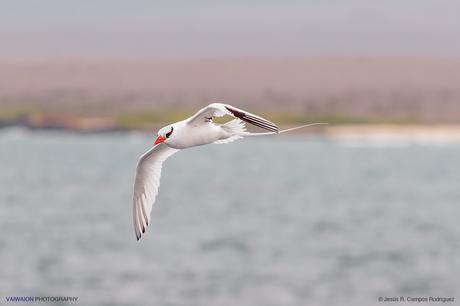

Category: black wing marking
[225, 106, 279, 133]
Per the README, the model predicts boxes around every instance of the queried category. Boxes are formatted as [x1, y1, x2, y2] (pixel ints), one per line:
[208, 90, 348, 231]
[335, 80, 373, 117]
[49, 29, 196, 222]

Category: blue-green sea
[1, 128, 459, 306]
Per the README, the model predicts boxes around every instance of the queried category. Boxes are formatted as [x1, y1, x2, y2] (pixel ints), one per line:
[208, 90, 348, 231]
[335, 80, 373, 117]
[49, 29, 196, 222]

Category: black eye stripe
[166, 126, 174, 138]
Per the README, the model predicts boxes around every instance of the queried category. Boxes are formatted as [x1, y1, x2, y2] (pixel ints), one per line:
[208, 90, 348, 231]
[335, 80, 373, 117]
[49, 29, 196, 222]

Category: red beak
[154, 136, 166, 146]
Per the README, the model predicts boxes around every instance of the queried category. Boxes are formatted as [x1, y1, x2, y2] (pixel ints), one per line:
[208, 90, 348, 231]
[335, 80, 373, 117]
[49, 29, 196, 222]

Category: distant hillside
[1, 56, 460, 124]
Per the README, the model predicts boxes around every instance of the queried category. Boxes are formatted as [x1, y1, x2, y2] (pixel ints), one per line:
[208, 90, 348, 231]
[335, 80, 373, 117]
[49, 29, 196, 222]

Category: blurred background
[1, 1, 459, 305]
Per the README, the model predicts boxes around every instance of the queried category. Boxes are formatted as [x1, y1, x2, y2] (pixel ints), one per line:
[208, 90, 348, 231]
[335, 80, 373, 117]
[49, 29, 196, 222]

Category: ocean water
[0, 128, 459, 306]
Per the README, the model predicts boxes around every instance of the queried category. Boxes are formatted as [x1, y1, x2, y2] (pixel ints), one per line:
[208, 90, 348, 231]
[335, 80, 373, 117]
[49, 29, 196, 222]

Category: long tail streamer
[240, 123, 328, 137]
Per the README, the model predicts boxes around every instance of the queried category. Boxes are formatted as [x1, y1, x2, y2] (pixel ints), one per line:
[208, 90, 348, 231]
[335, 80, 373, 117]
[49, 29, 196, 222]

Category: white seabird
[133, 103, 324, 240]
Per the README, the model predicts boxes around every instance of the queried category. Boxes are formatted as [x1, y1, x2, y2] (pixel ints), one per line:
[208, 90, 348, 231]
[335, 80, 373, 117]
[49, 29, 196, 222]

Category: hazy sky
[1, 0, 459, 59]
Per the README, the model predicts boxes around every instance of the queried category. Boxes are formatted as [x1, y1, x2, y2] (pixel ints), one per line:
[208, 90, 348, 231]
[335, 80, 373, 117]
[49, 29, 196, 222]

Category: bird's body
[132, 103, 324, 240]
[164, 119, 226, 149]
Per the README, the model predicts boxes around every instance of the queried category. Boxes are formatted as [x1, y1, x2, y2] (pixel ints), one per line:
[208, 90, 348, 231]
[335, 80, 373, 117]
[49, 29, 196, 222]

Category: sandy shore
[2, 123, 460, 144]
[321, 125, 460, 143]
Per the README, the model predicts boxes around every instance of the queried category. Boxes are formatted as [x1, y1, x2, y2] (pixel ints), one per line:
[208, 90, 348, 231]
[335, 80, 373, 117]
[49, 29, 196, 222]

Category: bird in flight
[132, 103, 324, 240]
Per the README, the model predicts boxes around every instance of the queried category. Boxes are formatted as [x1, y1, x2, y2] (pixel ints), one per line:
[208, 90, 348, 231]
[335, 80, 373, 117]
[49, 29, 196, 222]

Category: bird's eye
[165, 126, 173, 138]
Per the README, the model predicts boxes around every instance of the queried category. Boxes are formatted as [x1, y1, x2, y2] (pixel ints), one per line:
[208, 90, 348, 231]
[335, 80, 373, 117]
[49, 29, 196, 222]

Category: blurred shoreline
[2, 117, 460, 143]
[322, 124, 460, 143]
[1, 111, 460, 135]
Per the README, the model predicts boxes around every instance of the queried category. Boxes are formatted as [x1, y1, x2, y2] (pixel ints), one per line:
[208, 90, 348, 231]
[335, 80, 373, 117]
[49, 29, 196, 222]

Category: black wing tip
[225, 106, 243, 118]
[225, 106, 279, 132]
[135, 227, 147, 241]
[243, 116, 279, 132]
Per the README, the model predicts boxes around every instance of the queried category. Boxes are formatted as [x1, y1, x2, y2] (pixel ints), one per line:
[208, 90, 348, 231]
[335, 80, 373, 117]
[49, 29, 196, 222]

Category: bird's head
[154, 125, 174, 145]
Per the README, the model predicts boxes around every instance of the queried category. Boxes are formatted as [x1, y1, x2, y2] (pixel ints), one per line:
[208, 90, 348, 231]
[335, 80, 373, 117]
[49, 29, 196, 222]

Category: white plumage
[133, 144, 178, 239]
[132, 103, 324, 240]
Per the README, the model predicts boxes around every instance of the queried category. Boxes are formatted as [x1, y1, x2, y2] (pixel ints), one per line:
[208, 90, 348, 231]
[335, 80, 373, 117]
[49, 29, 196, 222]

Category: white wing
[133, 143, 179, 240]
[187, 103, 279, 133]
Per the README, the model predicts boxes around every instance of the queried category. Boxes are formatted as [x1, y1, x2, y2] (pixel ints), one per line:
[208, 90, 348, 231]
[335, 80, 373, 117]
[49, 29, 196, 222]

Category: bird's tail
[214, 119, 247, 144]
[220, 119, 247, 134]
